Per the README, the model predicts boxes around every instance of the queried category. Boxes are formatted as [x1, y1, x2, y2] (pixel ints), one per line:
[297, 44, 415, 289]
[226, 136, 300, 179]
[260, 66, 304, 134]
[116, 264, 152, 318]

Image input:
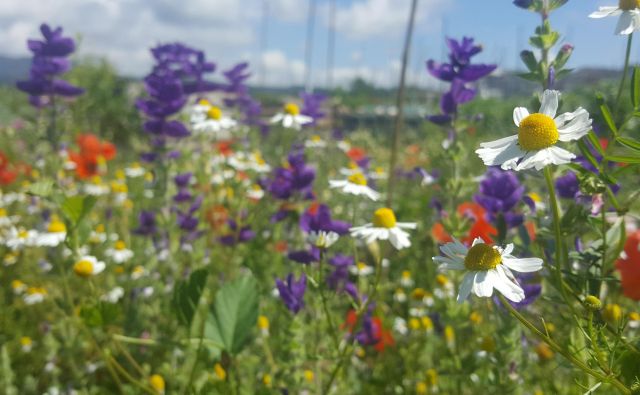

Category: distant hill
[0, 55, 623, 98]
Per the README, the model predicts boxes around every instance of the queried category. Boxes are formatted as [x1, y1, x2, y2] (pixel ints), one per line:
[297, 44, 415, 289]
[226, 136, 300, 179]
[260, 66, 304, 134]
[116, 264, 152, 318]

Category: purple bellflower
[276, 273, 307, 314]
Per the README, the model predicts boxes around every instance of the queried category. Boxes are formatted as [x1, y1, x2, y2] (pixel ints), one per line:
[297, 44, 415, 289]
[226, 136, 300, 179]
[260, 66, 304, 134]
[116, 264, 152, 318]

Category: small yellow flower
[303, 369, 314, 383]
[262, 373, 272, 387]
[416, 381, 428, 394]
[425, 369, 438, 387]
[535, 342, 554, 361]
[469, 311, 483, 325]
[409, 318, 421, 331]
[258, 315, 269, 335]
[444, 325, 455, 347]
[603, 303, 623, 324]
[149, 374, 165, 393]
[421, 316, 434, 332]
[214, 363, 226, 380]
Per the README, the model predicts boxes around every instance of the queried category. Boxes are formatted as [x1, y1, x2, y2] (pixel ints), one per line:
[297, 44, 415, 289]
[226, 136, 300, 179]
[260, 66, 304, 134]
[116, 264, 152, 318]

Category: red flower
[616, 230, 640, 300]
[346, 147, 366, 162]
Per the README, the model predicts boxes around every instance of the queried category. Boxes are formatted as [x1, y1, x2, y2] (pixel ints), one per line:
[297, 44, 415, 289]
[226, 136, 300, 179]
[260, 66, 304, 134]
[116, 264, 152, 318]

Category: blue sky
[0, 0, 636, 87]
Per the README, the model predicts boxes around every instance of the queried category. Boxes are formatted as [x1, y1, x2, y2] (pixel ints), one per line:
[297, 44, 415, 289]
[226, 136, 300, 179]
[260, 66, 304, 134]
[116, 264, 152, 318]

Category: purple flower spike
[276, 273, 307, 314]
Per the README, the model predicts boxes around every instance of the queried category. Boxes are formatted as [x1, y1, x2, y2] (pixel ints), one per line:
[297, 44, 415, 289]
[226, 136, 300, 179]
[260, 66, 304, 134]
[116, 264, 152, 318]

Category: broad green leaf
[61, 195, 97, 227]
[173, 268, 209, 327]
[26, 180, 55, 198]
[632, 66, 640, 108]
[205, 275, 259, 355]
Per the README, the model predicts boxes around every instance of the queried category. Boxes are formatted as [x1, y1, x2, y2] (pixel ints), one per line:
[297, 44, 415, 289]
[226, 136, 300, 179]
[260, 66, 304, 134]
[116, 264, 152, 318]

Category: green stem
[616, 33, 633, 108]
[318, 251, 340, 351]
[498, 295, 630, 394]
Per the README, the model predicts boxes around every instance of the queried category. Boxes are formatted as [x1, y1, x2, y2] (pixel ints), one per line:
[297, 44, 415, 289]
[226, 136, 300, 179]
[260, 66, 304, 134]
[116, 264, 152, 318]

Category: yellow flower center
[115, 240, 127, 250]
[518, 113, 559, 151]
[372, 207, 397, 228]
[464, 243, 501, 271]
[619, 0, 640, 10]
[95, 224, 105, 233]
[311, 135, 322, 142]
[401, 270, 411, 279]
[258, 315, 269, 330]
[347, 172, 367, 186]
[47, 220, 66, 233]
[26, 287, 46, 295]
[20, 337, 32, 346]
[435, 274, 449, 286]
[198, 99, 211, 106]
[356, 262, 368, 271]
[11, 280, 25, 289]
[214, 363, 227, 380]
[207, 106, 222, 120]
[18, 230, 29, 239]
[91, 176, 102, 185]
[347, 161, 358, 170]
[73, 260, 94, 277]
[284, 103, 300, 115]
[0, 208, 6, 217]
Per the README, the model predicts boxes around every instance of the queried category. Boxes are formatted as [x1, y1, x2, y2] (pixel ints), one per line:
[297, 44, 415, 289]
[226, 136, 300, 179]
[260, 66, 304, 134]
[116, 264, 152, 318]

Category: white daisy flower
[124, 162, 146, 178]
[270, 103, 313, 130]
[305, 135, 327, 148]
[20, 337, 33, 353]
[476, 90, 592, 171]
[101, 287, 125, 303]
[4, 227, 38, 250]
[11, 280, 27, 294]
[393, 288, 407, 303]
[337, 139, 351, 152]
[248, 152, 271, 173]
[191, 99, 237, 137]
[247, 184, 265, 200]
[329, 172, 380, 201]
[349, 261, 374, 276]
[589, 1, 640, 35]
[400, 270, 414, 287]
[105, 240, 134, 263]
[84, 177, 110, 196]
[23, 287, 47, 305]
[368, 166, 387, 180]
[35, 219, 67, 247]
[307, 230, 339, 249]
[73, 256, 106, 278]
[433, 237, 543, 303]
[0, 208, 19, 227]
[350, 208, 416, 250]
[131, 265, 147, 280]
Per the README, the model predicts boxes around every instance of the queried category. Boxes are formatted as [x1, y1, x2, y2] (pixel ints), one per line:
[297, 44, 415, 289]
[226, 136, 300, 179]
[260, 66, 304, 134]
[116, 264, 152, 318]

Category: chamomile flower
[73, 256, 106, 278]
[5, 227, 38, 250]
[305, 135, 327, 148]
[349, 261, 374, 276]
[23, 287, 47, 304]
[0, 208, 18, 227]
[433, 237, 543, 303]
[89, 224, 107, 243]
[20, 336, 33, 352]
[12, 279, 27, 294]
[329, 173, 380, 201]
[101, 286, 125, 303]
[247, 184, 265, 200]
[36, 218, 67, 247]
[270, 103, 313, 130]
[125, 162, 146, 178]
[339, 161, 361, 176]
[191, 99, 237, 137]
[368, 166, 387, 180]
[248, 152, 271, 173]
[476, 90, 592, 171]
[84, 176, 110, 196]
[350, 208, 416, 250]
[589, 1, 640, 35]
[307, 230, 339, 249]
[131, 265, 147, 280]
[105, 240, 134, 263]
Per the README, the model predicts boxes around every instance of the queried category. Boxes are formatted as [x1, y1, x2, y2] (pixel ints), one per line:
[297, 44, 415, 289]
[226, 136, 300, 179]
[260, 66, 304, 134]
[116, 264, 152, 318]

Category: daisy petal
[616, 11, 636, 35]
[457, 272, 475, 303]
[472, 271, 494, 298]
[539, 90, 559, 118]
[502, 257, 543, 272]
[513, 107, 529, 126]
[494, 266, 525, 302]
[589, 6, 622, 18]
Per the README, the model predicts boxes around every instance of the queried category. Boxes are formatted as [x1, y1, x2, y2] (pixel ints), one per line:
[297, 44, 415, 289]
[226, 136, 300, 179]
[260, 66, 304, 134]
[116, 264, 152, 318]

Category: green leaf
[26, 180, 55, 198]
[606, 155, 640, 164]
[61, 195, 97, 227]
[520, 50, 538, 72]
[586, 131, 605, 156]
[205, 275, 259, 355]
[516, 72, 541, 82]
[596, 94, 618, 136]
[80, 304, 103, 328]
[616, 136, 640, 152]
[632, 66, 640, 108]
[173, 268, 209, 327]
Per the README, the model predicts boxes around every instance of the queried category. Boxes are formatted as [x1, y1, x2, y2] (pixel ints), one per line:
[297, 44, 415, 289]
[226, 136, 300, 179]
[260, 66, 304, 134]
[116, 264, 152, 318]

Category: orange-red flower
[68, 133, 117, 179]
[346, 147, 366, 162]
[432, 202, 497, 245]
[616, 230, 640, 300]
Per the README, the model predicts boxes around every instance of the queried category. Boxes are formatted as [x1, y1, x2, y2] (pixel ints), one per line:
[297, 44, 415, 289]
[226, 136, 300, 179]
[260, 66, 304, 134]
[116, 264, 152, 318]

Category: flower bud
[583, 295, 602, 311]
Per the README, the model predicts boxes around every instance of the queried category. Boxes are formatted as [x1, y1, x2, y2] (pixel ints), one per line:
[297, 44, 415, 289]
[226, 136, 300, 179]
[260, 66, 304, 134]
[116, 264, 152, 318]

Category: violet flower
[300, 92, 327, 126]
[299, 203, 350, 235]
[474, 168, 525, 229]
[276, 273, 306, 314]
[17, 23, 84, 108]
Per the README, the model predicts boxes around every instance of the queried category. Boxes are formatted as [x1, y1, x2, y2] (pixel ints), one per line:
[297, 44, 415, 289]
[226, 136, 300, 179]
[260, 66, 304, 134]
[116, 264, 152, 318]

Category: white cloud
[334, 0, 448, 40]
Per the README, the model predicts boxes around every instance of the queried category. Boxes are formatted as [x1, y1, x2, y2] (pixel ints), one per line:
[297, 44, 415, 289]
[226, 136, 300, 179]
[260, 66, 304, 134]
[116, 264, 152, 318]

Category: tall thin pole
[304, 0, 317, 92]
[259, 0, 269, 86]
[386, 0, 419, 207]
[326, 0, 336, 90]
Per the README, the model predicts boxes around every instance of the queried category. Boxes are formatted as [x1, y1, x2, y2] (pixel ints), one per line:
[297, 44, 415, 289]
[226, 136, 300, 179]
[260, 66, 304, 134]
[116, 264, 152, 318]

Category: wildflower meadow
[2, 0, 640, 394]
